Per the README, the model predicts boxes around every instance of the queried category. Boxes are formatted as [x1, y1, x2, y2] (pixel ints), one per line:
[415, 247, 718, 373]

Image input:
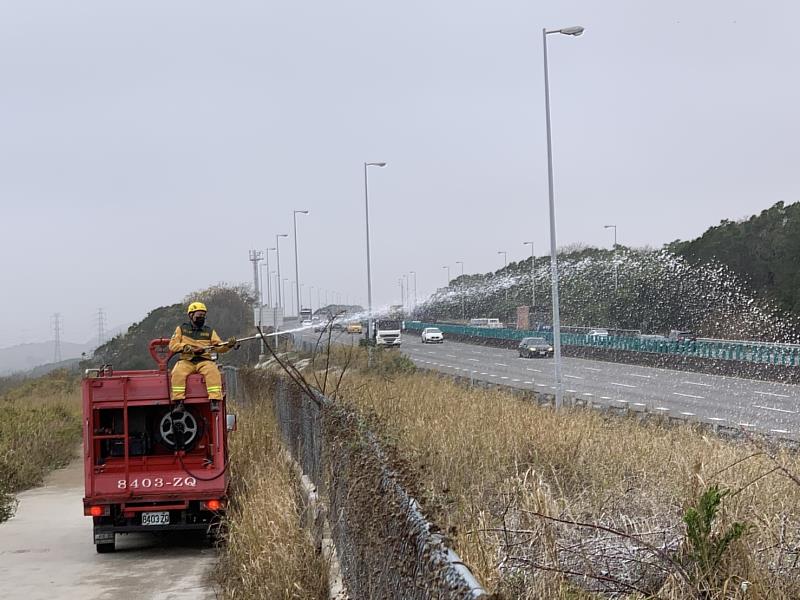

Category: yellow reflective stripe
[207, 386, 222, 391]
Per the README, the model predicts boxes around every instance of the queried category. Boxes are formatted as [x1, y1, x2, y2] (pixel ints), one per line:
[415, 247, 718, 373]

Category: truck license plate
[142, 511, 170, 526]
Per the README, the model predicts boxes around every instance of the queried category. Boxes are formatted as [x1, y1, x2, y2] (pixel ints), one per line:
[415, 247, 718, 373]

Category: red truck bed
[81, 340, 232, 552]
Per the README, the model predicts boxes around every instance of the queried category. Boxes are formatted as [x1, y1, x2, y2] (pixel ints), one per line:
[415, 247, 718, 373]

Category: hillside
[89, 285, 259, 370]
[669, 201, 800, 314]
[0, 341, 92, 376]
[416, 246, 800, 342]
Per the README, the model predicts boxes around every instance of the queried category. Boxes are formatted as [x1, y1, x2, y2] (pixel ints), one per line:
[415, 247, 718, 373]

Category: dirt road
[0, 458, 219, 600]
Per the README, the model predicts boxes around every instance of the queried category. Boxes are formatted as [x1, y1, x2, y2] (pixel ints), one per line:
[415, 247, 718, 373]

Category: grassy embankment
[332, 360, 800, 600]
[0, 370, 82, 522]
[216, 395, 328, 600]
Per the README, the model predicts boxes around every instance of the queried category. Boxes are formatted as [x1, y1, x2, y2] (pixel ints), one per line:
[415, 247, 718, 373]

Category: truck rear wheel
[96, 541, 115, 553]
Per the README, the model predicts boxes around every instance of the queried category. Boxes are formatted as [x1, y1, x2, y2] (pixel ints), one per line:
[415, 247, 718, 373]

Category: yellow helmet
[187, 301, 207, 314]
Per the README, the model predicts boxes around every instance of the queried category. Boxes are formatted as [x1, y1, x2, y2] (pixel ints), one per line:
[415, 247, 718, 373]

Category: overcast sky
[2, 1, 799, 347]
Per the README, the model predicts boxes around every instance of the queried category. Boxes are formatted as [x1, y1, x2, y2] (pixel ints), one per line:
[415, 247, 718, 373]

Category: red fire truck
[82, 339, 235, 552]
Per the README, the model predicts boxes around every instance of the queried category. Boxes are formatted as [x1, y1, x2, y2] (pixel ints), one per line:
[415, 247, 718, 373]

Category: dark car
[518, 337, 553, 358]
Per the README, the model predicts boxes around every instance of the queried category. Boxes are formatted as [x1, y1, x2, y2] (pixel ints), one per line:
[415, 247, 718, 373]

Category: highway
[296, 326, 800, 440]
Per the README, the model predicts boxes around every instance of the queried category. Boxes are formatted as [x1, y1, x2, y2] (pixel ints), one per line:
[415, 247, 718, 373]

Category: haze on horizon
[2, 1, 799, 347]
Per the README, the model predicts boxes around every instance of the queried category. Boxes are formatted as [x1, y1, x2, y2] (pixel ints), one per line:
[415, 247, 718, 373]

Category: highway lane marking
[582, 367, 602, 372]
[495, 363, 509, 367]
[526, 368, 542, 372]
[564, 374, 584, 380]
[610, 382, 637, 388]
[754, 391, 791, 398]
[633, 402, 646, 407]
[512, 378, 521, 382]
[427, 351, 436, 355]
[628, 374, 652, 379]
[753, 404, 797, 414]
[468, 358, 480, 362]
[738, 423, 755, 428]
[680, 411, 696, 417]
[615, 399, 629, 404]
[708, 417, 726, 422]
[566, 389, 578, 393]
[673, 392, 705, 399]
[501, 376, 509, 380]
[655, 407, 669, 412]
[582, 393, 594, 397]
[600, 396, 612, 400]
[479, 372, 488, 375]
[524, 380, 533, 384]
[489, 374, 498, 378]
[446, 354, 457, 358]
[771, 429, 791, 434]
[682, 381, 712, 387]
[536, 384, 547, 388]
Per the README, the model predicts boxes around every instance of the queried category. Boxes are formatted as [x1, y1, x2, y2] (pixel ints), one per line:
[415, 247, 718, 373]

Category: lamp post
[523, 241, 535, 319]
[604, 224, 618, 291]
[293, 210, 309, 316]
[442, 265, 450, 286]
[264, 247, 276, 308]
[364, 161, 387, 348]
[275, 234, 288, 310]
[543, 24, 584, 409]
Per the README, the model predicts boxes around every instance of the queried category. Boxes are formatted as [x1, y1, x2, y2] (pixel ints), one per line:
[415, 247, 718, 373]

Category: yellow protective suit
[168, 323, 231, 401]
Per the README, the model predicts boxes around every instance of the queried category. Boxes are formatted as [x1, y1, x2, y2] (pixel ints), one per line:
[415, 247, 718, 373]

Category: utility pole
[96, 308, 106, 348]
[275, 234, 288, 315]
[52, 313, 62, 363]
[249, 250, 263, 308]
[604, 224, 618, 291]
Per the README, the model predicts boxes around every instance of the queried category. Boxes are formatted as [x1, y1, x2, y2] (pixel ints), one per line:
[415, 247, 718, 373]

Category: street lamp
[442, 265, 450, 286]
[604, 224, 618, 291]
[364, 161, 387, 344]
[543, 24, 584, 409]
[523, 241, 535, 314]
[293, 209, 310, 316]
[264, 248, 276, 307]
[275, 234, 288, 310]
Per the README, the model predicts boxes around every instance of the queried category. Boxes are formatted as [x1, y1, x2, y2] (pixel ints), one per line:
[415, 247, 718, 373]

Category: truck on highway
[375, 319, 402, 347]
[81, 339, 235, 553]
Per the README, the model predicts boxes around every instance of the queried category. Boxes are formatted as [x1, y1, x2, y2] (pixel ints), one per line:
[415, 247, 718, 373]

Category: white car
[587, 328, 609, 340]
[421, 327, 444, 343]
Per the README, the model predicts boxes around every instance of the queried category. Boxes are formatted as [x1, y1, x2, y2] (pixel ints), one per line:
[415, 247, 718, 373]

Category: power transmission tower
[52, 313, 63, 363]
[96, 308, 106, 347]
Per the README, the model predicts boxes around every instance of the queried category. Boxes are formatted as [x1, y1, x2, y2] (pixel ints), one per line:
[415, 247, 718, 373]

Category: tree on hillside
[670, 201, 800, 314]
[88, 284, 257, 370]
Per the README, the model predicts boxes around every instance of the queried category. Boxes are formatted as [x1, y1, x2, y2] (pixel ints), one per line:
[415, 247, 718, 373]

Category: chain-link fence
[241, 370, 488, 599]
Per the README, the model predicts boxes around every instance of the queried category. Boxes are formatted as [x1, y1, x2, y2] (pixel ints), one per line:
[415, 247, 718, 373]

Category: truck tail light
[203, 499, 224, 511]
[86, 505, 108, 517]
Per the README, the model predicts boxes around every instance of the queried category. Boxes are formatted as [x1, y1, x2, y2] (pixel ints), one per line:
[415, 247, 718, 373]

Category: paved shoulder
[0, 458, 218, 600]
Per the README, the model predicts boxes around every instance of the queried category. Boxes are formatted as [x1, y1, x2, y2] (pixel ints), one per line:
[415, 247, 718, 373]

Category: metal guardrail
[243, 371, 488, 599]
[405, 322, 800, 367]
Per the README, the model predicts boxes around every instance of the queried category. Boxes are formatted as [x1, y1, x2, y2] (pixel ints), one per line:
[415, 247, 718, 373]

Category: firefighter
[168, 301, 236, 406]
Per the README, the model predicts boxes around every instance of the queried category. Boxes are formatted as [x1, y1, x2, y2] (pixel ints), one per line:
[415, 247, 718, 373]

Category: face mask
[193, 316, 206, 328]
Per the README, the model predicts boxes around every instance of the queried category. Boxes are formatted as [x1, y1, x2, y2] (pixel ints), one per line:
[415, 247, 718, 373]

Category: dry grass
[336, 369, 800, 599]
[216, 398, 328, 600]
[0, 370, 82, 522]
